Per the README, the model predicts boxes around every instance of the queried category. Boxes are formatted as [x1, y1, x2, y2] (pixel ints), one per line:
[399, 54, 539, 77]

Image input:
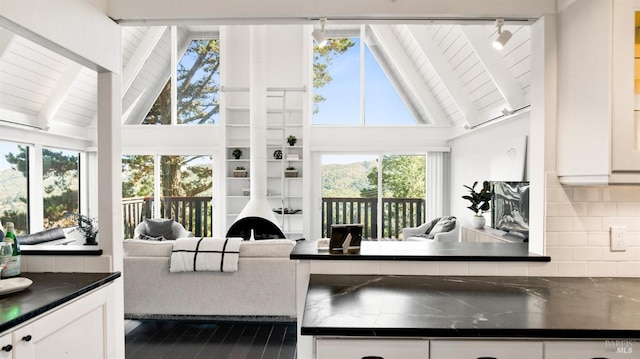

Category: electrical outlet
[610, 226, 626, 252]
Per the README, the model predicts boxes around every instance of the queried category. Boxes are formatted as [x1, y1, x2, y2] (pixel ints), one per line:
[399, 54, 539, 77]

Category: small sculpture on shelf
[273, 149, 283, 159]
[286, 135, 297, 146]
[285, 166, 298, 178]
[232, 148, 243, 160]
[233, 166, 248, 177]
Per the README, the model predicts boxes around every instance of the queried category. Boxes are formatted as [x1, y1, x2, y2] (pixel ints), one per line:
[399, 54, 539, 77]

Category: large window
[312, 27, 415, 125]
[42, 147, 79, 229]
[0, 142, 28, 234]
[144, 37, 220, 125]
[122, 154, 214, 238]
[321, 154, 426, 239]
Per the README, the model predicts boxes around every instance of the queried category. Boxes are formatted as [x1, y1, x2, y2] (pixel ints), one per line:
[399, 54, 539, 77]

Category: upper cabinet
[557, 0, 640, 184]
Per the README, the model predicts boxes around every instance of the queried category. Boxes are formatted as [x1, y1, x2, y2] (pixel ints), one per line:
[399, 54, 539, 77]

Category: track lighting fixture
[312, 18, 327, 48]
[492, 19, 512, 50]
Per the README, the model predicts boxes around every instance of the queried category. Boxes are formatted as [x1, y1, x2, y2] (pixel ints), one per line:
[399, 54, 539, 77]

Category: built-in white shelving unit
[224, 88, 305, 239]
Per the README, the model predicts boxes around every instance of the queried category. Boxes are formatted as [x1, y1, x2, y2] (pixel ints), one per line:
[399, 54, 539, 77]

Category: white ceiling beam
[0, 107, 39, 128]
[461, 25, 526, 111]
[0, 28, 15, 60]
[369, 24, 448, 125]
[109, 0, 555, 23]
[37, 60, 82, 130]
[122, 26, 167, 95]
[406, 24, 480, 126]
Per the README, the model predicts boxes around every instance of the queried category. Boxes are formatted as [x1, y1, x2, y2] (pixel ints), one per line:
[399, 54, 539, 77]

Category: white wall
[448, 114, 530, 227]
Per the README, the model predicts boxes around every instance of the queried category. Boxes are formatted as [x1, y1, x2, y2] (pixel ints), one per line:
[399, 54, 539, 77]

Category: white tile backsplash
[548, 185, 640, 277]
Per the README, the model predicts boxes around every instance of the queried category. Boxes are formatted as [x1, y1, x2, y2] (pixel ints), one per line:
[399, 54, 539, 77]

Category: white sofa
[123, 238, 297, 319]
[402, 220, 460, 242]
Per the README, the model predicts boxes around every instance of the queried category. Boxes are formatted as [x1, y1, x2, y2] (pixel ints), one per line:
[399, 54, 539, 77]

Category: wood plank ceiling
[0, 22, 531, 135]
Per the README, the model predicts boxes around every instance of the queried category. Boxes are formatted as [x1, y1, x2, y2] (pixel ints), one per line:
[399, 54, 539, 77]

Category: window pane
[177, 39, 220, 125]
[159, 155, 213, 236]
[321, 154, 377, 238]
[143, 80, 171, 125]
[121, 155, 154, 236]
[381, 155, 425, 239]
[43, 148, 79, 229]
[364, 44, 415, 125]
[312, 37, 360, 125]
[0, 142, 28, 234]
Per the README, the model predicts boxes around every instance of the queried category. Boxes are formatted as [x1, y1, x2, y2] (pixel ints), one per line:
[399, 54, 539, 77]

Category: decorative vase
[471, 215, 486, 229]
[84, 235, 98, 246]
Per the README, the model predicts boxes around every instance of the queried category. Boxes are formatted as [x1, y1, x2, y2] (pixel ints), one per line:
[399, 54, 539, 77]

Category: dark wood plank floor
[125, 320, 297, 359]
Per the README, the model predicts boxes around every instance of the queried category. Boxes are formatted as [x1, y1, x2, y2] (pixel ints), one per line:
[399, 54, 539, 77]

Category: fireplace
[226, 25, 287, 241]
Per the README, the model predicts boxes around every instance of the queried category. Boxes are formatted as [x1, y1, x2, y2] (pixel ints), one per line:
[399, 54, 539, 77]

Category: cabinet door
[612, 0, 640, 174]
[316, 338, 429, 359]
[545, 341, 639, 359]
[430, 340, 542, 359]
[0, 333, 12, 359]
[13, 286, 111, 359]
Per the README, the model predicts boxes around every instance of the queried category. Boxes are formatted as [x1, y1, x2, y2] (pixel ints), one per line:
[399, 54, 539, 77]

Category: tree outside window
[0, 142, 28, 234]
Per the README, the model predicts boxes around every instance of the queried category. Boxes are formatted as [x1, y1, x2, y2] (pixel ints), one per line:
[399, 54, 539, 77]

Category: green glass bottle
[2, 222, 21, 278]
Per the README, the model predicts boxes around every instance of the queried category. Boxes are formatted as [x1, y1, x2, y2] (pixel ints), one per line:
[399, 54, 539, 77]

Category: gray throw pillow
[422, 217, 442, 235]
[144, 218, 175, 241]
[429, 216, 456, 235]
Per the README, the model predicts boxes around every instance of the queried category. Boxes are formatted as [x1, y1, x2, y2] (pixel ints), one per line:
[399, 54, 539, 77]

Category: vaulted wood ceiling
[0, 22, 530, 135]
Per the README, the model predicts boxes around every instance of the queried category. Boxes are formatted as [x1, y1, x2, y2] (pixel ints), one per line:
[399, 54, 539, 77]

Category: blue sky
[313, 37, 414, 126]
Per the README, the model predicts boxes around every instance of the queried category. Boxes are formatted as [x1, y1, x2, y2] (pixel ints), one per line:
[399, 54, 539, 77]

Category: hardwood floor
[125, 320, 297, 359]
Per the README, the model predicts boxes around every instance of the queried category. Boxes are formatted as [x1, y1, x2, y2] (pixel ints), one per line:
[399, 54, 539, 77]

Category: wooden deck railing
[322, 197, 425, 239]
[124, 196, 423, 240]
[122, 196, 212, 238]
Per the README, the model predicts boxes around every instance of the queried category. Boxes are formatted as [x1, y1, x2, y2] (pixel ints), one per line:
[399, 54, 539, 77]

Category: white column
[97, 71, 124, 359]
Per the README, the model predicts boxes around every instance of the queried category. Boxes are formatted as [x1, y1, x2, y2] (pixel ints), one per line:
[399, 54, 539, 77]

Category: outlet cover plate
[610, 226, 626, 251]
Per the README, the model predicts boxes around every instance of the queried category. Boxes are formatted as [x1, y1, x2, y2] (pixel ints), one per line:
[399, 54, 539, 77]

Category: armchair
[402, 216, 460, 242]
[133, 218, 193, 241]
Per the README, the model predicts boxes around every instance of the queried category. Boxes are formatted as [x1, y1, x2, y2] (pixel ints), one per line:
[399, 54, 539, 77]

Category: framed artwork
[492, 181, 529, 241]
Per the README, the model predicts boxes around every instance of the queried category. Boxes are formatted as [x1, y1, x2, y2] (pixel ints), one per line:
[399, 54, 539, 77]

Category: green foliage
[364, 155, 426, 198]
[286, 135, 297, 146]
[462, 181, 493, 215]
[235, 166, 246, 171]
[321, 161, 376, 197]
[313, 38, 356, 114]
[232, 148, 243, 159]
[122, 155, 212, 198]
[144, 39, 220, 125]
[4, 146, 78, 229]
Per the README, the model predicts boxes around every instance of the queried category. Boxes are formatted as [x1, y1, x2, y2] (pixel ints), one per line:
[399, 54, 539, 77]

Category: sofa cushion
[144, 218, 175, 241]
[239, 239, 295, 258]
[124, 239, 174, 257]
[430, 216, 457, 235]
[18, 226, 66, 245]
[123, 238, 296, 258]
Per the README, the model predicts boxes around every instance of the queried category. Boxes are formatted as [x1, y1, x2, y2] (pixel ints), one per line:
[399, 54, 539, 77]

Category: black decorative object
[273, 149, 283, 159]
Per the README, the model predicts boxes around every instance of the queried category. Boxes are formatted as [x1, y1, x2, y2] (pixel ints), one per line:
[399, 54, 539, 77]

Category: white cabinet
[556, 0, 640, 184]
[0, 283, 115, 359]
[0, 333, 11, 359]
[545, 341, 637, 358]
[430, 340, 543, 359]
[316, 338, 429, 359]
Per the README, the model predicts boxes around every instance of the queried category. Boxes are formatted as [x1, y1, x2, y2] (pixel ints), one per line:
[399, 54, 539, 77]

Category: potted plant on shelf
[286, 135, 297, 146]
[462, 181, 493, 229]
[63, 211, 99, 245]
[285, 166, 298, 178]
[232, 148, 243, 160]
[233, 166, 248, 177]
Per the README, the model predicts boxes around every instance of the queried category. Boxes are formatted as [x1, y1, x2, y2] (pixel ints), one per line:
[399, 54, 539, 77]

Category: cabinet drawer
[430, 340, 542, 359]
[545, 340, 639, 359]
[316, 338, 429, 359]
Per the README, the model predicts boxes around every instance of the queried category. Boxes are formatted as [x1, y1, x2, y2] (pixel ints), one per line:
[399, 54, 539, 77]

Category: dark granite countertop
[302, 275, 640, 338]
[21, 245, 103, 256]
[0, 272, 120, 333]
[291, 240, 550, 262]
